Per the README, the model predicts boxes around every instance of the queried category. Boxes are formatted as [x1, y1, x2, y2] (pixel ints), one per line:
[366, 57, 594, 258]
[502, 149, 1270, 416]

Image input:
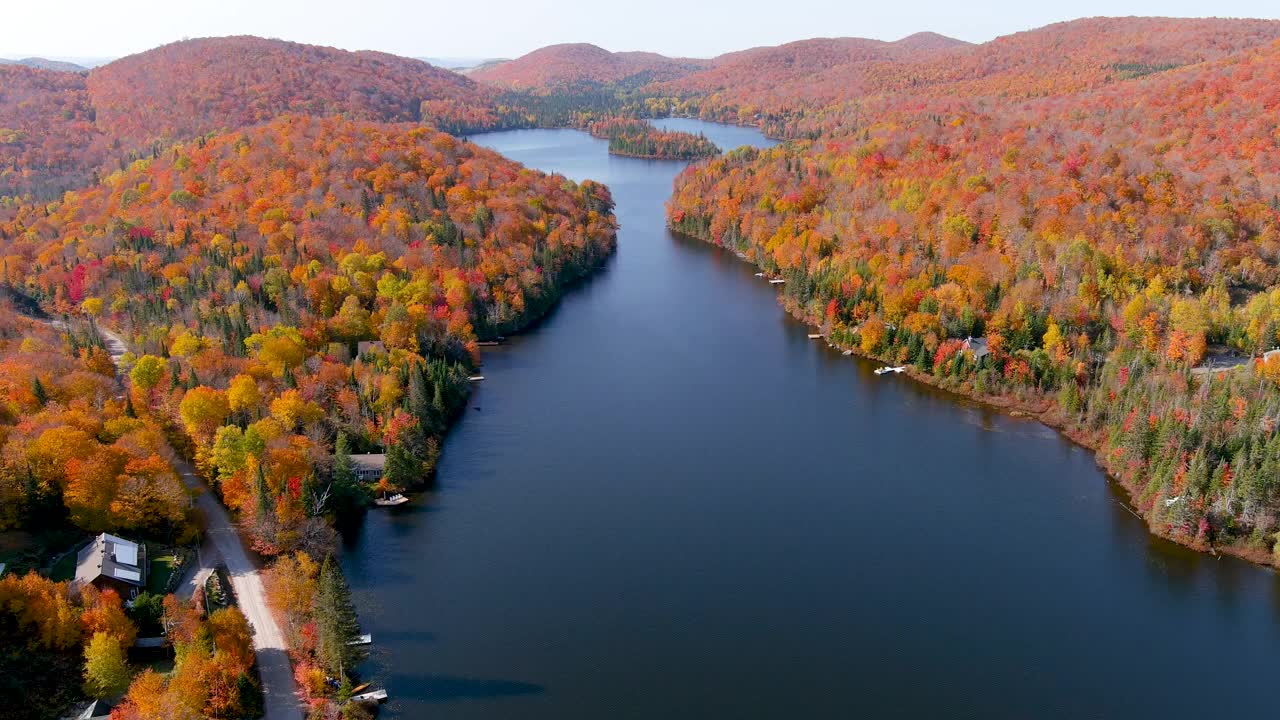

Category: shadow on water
[341, 120, 1280, 720]
[389, 673, 546, 703]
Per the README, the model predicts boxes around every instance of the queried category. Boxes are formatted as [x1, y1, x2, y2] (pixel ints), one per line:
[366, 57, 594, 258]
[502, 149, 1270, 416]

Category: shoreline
[683, 231, 1277, 572]
[604, 148, 718, 161]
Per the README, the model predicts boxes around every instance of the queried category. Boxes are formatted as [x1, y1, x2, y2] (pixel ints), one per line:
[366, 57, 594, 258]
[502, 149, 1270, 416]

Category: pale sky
[4, 0, 1280, 62]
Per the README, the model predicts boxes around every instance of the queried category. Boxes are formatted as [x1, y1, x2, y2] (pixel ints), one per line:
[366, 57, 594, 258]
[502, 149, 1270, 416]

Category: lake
[342, 118, 1280, 718]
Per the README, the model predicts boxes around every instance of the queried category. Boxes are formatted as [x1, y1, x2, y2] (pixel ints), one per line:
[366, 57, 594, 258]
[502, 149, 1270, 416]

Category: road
[97, 325, 303, 720]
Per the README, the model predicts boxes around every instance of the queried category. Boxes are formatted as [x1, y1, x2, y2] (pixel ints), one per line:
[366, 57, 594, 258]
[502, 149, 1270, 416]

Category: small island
[589, 117, 721, 160]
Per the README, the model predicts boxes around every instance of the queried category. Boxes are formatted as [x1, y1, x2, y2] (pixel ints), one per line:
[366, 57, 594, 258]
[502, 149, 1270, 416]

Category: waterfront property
[74, 533, 147, 599]
[961, 336, 989, 360]
[351, 454, 386, 482]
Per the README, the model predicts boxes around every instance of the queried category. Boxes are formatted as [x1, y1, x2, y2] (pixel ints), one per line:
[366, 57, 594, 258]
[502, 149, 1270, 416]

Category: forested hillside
[668, 21, 1280, 561]
[0, 36, 617, 717]
[2, 114, 615, 531]
[86, 37, 517, 147]
[469, 43, 711, 91]
[0, 37, 528, 207]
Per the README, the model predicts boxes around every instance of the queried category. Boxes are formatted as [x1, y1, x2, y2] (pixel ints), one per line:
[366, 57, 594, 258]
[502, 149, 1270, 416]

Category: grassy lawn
[148, 552, 177, 594]
[48, 551, 77, 582]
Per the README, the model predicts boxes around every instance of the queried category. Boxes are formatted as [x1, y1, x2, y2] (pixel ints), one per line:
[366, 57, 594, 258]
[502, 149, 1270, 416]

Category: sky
[4, 0, 1280, 62]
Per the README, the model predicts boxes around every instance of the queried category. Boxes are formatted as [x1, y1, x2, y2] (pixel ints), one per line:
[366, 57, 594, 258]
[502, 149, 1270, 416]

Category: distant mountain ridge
[468, 42, 713, 90]
[0, 57, 86, 72]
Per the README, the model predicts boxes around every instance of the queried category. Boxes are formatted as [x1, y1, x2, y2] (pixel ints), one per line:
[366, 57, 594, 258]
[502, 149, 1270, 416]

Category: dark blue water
[342, 120, 1280, 719]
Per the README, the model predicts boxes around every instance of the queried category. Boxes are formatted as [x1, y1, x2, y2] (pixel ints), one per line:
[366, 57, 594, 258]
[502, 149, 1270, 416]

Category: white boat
[807, 333, 822, 339]
[374, 494, 409, 507]
[351, 689, 388, 703]
[769, 278, 785, 284]
[874, 366, 906, 375]
[842, 349, 853, 356]
[468, 375, 485, 381]
[347, 634, 372, 646]
[753, 272, 764, 277]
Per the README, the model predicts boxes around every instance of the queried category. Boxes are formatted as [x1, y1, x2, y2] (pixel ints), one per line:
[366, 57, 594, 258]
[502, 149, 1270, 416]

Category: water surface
[343, 120, 1280, 718]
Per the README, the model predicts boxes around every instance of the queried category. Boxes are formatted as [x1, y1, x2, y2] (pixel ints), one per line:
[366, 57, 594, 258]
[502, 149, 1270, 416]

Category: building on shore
[350, 453, 386, 483]
[961, 336, 989, 361]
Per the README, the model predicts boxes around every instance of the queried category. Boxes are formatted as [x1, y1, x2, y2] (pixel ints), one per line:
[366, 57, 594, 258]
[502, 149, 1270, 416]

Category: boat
[347, 634, 372, 646]
[753, 272, 764, 277]
[374, 494, 409, 507]
[468, 375, 485, 381]
[350, 682, 371, 695]
[874, 366, 906, 375]
[842, 349, 853, 356]
[351, 689, 388, 704]
[769, 278, 785, 284]
[807, 333, 822, 339]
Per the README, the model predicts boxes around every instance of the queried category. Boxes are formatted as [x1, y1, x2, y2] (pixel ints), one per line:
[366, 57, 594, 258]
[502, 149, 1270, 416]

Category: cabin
[961, 336, 989, 360]
[73, 533, 147, 599]
[326, 342, 352, 362]
[350, 454, 386, 483]
[77, 700, 114, 720]
[357, 340, 386, 356]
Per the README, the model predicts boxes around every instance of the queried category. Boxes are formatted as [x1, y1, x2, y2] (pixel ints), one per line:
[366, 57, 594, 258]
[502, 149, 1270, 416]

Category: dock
[351, 689, 388, 704]
[347, 634, 372, 646]
[374, 494, 409, 507]
[807, 333, 822, 339]
[769, 278, 785, 284]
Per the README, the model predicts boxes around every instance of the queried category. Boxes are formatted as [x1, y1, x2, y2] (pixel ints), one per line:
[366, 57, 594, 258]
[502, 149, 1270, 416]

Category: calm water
[342, 119, 1280, 718]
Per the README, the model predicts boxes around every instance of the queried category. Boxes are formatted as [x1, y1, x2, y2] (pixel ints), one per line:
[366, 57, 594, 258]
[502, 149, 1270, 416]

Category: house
[74, 533, 147, 598]
[350, 454, 386, 483]
[326, 342, 352, 362]
[962, 336, 989, 360]
[77, 699, 114, 720]
[357, 340, 386, 356]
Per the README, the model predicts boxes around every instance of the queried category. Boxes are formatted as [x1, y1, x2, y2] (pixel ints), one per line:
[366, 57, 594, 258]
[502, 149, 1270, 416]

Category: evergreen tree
[329, 433, 368, 521]
[315, 555, 365, 679]
[383, 440, 421, 491]
[31, 377, 47, 406]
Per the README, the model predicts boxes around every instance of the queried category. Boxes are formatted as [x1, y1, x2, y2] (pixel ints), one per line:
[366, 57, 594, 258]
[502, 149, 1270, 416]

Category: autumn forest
[3, 13, 1280, 720]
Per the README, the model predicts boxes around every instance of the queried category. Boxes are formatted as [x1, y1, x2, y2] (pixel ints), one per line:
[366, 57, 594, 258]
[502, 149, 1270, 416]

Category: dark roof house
[74, 533, 147, 598]
[349, 453, 386, 482]
[962, 336, 989, 359]
[78, 699, 114, 720]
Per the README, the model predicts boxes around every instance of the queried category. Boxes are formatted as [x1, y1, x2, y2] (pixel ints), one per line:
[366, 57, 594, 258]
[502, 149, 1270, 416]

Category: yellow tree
[84, 631, 131, 698]
[179, 386, 231, 443]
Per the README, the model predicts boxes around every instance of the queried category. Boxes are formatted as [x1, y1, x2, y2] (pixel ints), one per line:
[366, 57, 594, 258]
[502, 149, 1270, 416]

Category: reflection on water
[342, 121, 1280, 719]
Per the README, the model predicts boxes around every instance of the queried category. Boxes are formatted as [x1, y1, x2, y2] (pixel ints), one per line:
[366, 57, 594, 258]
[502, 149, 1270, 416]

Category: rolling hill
[468, 43, 712, 90]
[85, 36, 507, 149]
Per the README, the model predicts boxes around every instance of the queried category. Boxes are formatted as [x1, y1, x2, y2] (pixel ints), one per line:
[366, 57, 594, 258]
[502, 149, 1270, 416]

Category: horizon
[5, 2, 1280, 63]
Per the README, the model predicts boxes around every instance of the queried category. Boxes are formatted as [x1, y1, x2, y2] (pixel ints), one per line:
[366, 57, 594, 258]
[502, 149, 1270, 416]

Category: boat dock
[351, 689, 388, 704]
[347, 634, 372, 646]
